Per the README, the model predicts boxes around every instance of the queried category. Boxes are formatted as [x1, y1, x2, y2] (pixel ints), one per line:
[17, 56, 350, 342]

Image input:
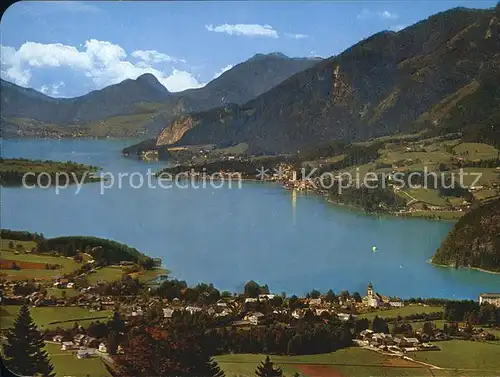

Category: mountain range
[0, 53, 319, 138]
[2, 5, 499, 155]
[151, 6, 500, 155]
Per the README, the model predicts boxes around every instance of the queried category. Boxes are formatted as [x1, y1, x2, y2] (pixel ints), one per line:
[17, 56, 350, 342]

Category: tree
[352, 292, 362, 303]
[206, 358, 226, 377]
[354, 318, 369, 334]
[422, 321, 434, 336]
[108, 331, 119, 356]
[244, 281, 261, 298]
[309, 289, 321, 299]
[107, 310, 125, 334]
[2, 305, 55, 377]
[372, 316, 389, 334]
[255, 356, 283, 377]
[339, 290, 350, 302]
[114, 326, 226, 377]
[325, 289, 337, 303]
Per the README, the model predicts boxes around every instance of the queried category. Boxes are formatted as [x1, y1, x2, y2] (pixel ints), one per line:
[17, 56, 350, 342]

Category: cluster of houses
[52, 333, 122, 359]
[53, 278, 74, 289]
[354, 330, 439, 354]
[479, 293, 500, 307]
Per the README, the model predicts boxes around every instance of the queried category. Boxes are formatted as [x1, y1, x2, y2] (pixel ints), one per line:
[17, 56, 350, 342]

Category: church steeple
[367, 282, 374, 297]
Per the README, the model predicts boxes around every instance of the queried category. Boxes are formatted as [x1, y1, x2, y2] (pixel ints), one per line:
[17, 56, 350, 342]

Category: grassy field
[216, 349, 440, 377]
[0, 239, 37, 251]
[408, 340, 500, 375]
[46, 287, 81, 298]
[86, 266, 125, 284]
[403, 188, 449, 206]
[1, 305, 113, 330]
[44, 342, 112, 377]
[451, 167, 500, 187]
[0, 246, 81, 280]
[452, 142, 499, 160]
[133, 267, 170, 284]
[359, 305, 444, 321]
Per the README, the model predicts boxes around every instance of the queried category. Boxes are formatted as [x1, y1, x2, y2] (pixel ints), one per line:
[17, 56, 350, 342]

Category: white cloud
[40, 81, 65, 96]
[357, 9, 399, 20]
[160, 69, 204, 91]
[285, 33, 309, 40]
[16, 42, 93, 69]
[132, 50, 185, 64]
[212, 64, 233, 80]
[390, 24, 407, 32]
[0, 40, 205, 93]
[205, 23, 278, 38]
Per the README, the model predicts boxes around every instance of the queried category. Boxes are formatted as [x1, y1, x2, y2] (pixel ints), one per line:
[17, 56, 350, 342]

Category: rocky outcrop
[156, 116, 196, 146]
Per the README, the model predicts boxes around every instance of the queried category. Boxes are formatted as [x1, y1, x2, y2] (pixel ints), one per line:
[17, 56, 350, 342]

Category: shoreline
[429, 259, 500, 276]
[279, 185, 460, 222]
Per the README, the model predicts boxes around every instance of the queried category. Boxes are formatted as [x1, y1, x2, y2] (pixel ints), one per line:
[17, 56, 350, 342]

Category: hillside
[0, 229, 153, 265]
[1, 73, 171, 124]
[432, 198, 500, 272]
[179, 53, 322, 108]
[0, 54, 318, 138]
[151, 6, 499, 155]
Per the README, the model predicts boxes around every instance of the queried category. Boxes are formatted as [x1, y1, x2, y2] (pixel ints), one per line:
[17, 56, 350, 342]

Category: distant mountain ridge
[0, 53, 319, 138]
[150, 6, 500, 155]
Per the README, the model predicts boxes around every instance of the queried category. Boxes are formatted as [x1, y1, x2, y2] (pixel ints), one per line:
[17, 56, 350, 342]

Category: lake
[2, 139, 500, 299]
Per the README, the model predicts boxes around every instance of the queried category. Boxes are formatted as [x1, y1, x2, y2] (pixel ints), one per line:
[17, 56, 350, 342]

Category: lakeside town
[2, 1, 500, 376]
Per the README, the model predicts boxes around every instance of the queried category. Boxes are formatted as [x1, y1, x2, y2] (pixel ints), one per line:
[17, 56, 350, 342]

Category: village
[2, 271, 500, 364]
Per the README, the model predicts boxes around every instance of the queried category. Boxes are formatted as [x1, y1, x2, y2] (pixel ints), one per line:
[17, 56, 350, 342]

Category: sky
[0, 0, 497, 97]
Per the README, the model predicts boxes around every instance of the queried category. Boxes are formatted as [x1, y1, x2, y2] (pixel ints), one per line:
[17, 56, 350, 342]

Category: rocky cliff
[156, 116, 197, 146]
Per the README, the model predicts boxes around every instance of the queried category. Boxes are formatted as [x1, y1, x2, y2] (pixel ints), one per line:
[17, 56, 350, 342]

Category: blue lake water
[2, 139, 500, 299]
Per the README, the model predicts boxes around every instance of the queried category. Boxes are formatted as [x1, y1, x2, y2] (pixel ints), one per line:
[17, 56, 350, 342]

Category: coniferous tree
[205, 358, 226, 377]
[107, 310, 125, 334]
[255, 356, 283, 377]
[2, 305, 55, 377]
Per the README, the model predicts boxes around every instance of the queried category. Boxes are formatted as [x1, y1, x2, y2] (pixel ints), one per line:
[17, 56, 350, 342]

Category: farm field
[0, 247, 81, 280]
[451, 167, 500, 187]
[452, 142, 499, 160]
[1, 239, 37, 251]
[0, 305, 113, 330]
[407, 340, 500, 375]
[87, 266, 125, 284]
[44, 343, 112, 377]
[402, 188, 449, 206]
[216, 349, 444, 377]
[360, 305, 444, 321]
